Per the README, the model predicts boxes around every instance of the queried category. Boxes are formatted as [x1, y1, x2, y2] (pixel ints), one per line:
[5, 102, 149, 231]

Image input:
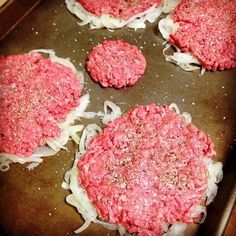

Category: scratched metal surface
[0, 0, 236, 235]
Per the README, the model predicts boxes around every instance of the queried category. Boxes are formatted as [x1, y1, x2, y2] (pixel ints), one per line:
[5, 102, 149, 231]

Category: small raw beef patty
[78, 104, 215, 235]
[77, 0, 161, 20]
[0, 52, 81, 156]
[86, 39, 146, 88]
[170, 0, 236, 70]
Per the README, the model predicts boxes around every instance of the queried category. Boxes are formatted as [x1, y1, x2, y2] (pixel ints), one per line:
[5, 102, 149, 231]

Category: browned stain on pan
[0, 0, 235, 235]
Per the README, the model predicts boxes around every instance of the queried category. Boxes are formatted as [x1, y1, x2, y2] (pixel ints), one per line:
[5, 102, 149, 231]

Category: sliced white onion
[163, 222, 187, 236]
[45, 137, 68, 151]
[31, 146, 59, 157]
[201, 67, 206, 76]
[163, 43, 201, 71]
[65, 0, 162, 30]
[60, 94, 90, 130]
[169, 103, 180, 114]
[80, 100, 122, 124]
[204, 158, 223, 205]
[67, 125, 85, 144]
[98, 101, 122, 125]
[61, 174, 71, 190]
[127, 4, 162, 29]
[0, 93, 90, 171]
[167, 103, 223, 218]
[144, 5, 163, 23]
[190, 205, 207, 224]
[0, 155, 43, 172]
[79, 124, 102, 154]
[62, 124, 129, 235]
[158, 16, 179, 41]
[62, 101, 223, 236]
[167, 103, 223, 220]
[79, 111, 97, 119]
[93, 219, 118, 231]
[162, 0, 180, 14]
[162, 222, 171, 233]
[63, 157, 99, 233]
[182, 112, 192, 124]
[44, 94, 90, 150]
[26, 162, 42, 170]
[74, 219, 92, 234]
[167, 49, 199, 64]
[67, 162, 98, 217]
[158, 16, 205, 73]
[169, 104, 192, 124]
[30, 49, 56, 56]
[118, 224, 130, 236]
[30, 49, 84, 87]
[0, 145, 58, 171]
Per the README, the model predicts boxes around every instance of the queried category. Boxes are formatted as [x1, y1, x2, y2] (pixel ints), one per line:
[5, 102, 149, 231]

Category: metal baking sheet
[0, 0, 235, 235]
[0, 0, 42, 40]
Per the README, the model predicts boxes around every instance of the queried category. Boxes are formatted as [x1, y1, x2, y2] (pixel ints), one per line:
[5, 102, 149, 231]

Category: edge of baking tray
[0, 1, 235, 235]
[0, 0, 42, 41]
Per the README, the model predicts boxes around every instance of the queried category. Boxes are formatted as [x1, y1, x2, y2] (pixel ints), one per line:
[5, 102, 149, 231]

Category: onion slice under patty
[62, 102, 223, 235]
[65, 0, 162, 30]
[0, 50, 88, 171]
[158, 13, 206, 74]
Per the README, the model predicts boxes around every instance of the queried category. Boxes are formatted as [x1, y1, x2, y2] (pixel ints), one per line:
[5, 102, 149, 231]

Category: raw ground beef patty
[77, 0, 161, 20]
[78, 104, 216, 235]
[0, 52, 81, 157]
[86, 39, 146, 88]
[169, 0, 236, 71]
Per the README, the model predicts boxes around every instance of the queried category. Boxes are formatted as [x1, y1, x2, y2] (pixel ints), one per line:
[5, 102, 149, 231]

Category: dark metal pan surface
[0, 0, 235, 235]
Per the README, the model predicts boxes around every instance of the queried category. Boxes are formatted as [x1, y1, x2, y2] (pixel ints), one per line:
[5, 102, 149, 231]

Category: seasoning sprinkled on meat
[77, 0, 161, 20]
[0, 52, 81, 156]
[170, 0, 236, 71]
[78, 104, 215, 235]
[86, 39, 146, 88]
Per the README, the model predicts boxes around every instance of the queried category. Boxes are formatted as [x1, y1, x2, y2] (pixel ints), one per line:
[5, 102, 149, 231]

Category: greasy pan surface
[0, 0, 236, 235]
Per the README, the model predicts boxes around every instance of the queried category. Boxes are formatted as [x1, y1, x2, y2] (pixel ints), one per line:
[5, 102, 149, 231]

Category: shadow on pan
[0, 229, 7, 236]
[197, 145, 236, 236]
